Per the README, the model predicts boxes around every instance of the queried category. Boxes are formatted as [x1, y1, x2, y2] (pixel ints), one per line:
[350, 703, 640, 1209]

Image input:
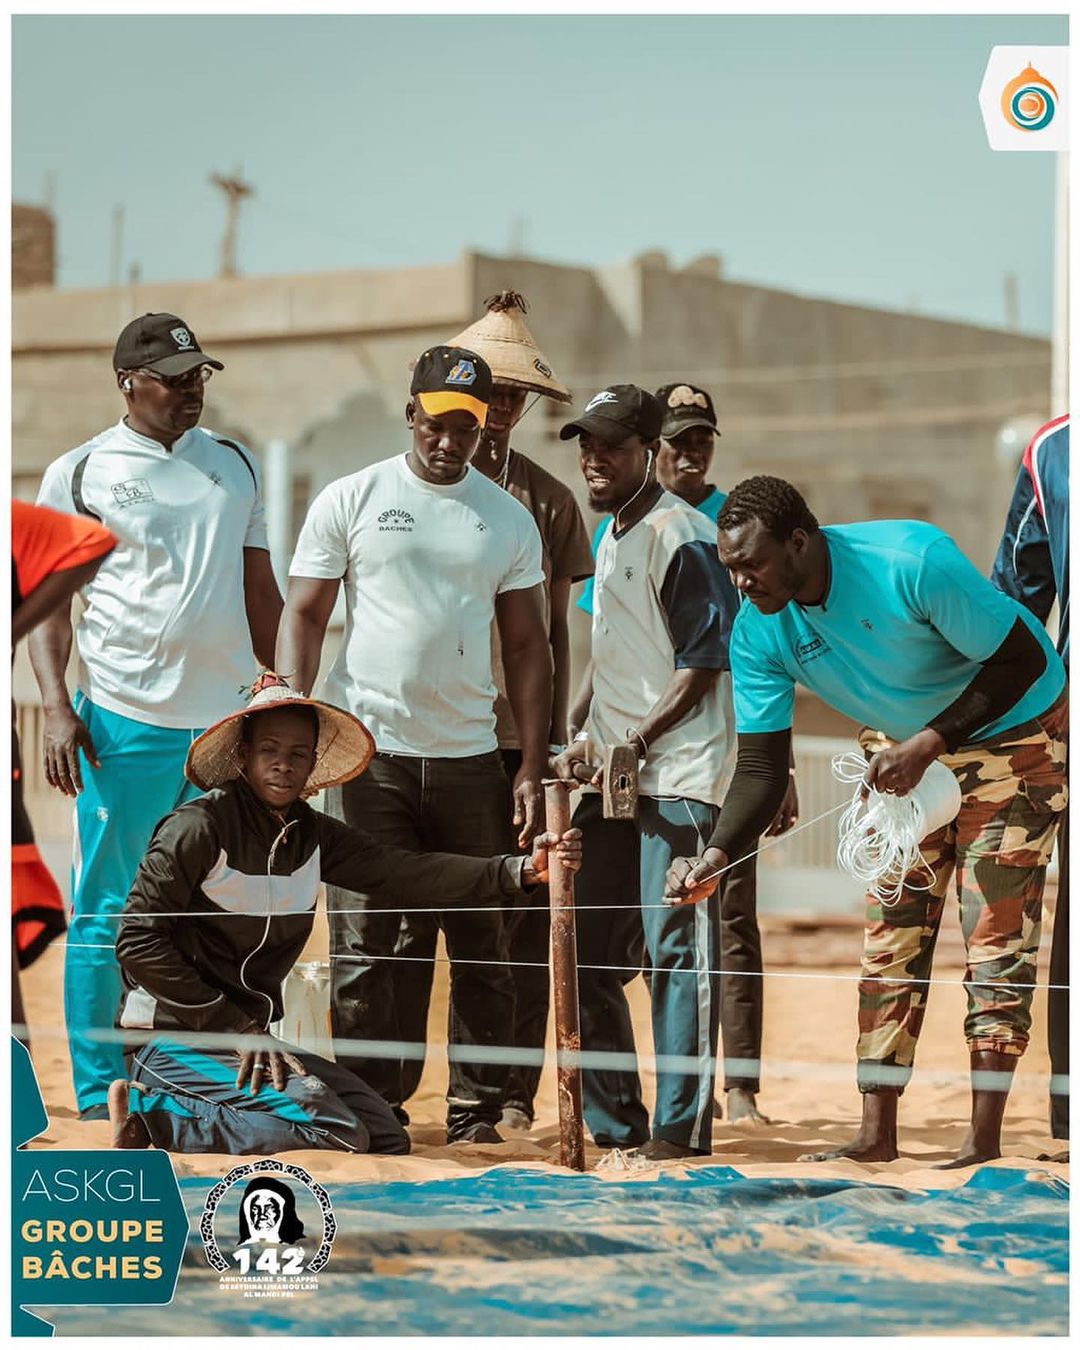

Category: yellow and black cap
[656, 383, 721, 440]
[410, 345, 492, 427]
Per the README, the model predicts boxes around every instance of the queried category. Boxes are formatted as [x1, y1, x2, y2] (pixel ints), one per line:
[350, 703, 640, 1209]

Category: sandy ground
[19, 898, 1068, 1191]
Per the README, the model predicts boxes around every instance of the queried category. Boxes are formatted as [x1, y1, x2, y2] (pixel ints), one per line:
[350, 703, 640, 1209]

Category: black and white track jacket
[116, 777, 529, 1036]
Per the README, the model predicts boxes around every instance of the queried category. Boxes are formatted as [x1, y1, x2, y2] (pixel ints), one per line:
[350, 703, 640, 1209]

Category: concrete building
[13, 250, 1052, 712]
[12, 205, 56, 290]
[11, 249, 1055, 877]
[13, 248, 1051, 562]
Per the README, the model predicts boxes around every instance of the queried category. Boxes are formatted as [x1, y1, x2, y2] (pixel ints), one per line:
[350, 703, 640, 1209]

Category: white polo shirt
[36, 420, 268, 729]
[290, 454, 544, 757]
[587, 490, 739, 806]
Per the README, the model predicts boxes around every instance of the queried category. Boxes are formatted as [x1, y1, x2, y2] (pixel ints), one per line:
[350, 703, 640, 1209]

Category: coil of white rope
[832, 753, 962, 906]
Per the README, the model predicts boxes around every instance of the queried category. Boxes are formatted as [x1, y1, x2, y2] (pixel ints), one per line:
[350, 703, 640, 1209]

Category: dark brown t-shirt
[491, 450, 595, 749]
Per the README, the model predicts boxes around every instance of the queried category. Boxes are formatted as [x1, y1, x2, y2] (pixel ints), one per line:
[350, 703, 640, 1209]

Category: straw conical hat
[186, 672, 375, 797]
[446, 292, 571, 404]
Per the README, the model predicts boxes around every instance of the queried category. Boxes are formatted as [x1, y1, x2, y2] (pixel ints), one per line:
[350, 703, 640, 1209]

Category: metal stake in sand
[543, 779, 586, 1172]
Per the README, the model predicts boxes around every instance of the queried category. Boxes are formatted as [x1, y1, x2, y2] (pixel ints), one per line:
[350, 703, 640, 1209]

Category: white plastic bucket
[270, 960, 334, 1060]
[907, 757, 964, 838]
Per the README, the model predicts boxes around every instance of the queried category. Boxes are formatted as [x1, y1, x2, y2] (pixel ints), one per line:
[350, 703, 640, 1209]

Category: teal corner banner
[11, 1037, 189, 1335]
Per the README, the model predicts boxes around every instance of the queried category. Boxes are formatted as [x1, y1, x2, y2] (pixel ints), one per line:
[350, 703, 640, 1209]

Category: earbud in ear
[122, 378, 133, 393]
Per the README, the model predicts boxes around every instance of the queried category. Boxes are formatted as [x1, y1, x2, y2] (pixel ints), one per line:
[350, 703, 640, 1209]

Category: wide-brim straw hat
[186, 673, 375, 797]
[445, 291, 572, 404]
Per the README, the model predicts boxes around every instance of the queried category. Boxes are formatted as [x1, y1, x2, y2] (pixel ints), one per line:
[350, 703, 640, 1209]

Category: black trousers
[325, 751, 515, 1139]
[718, 849, 764, 1094]
[496, 748, 550, 1119]
[1049, 810, 1069, 1140]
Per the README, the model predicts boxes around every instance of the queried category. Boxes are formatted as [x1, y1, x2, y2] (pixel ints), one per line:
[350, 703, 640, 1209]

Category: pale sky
[12, 13, 1069, 334]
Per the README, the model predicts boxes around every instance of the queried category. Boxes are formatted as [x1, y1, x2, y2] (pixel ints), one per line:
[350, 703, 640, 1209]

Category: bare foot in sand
[799, 1139, 899, 1163]
[799, 1089, 899, 1162]
[726, 1088, 771, 1127]
[107, 1080, 150, 1149]
[934, 1128, 1000, 1170]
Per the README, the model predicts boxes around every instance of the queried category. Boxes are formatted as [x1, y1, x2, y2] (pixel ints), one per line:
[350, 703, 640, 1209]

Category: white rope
[55, 940, 1066, 991]
[65, 799, 852, 921]
[832, 753, 961, 906]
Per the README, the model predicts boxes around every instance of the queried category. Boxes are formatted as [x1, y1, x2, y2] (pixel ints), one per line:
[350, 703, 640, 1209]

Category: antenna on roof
[209, 166, 254, 278]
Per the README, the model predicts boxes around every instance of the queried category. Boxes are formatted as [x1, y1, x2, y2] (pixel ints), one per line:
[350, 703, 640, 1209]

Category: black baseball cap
[411, 345, 492, 426]
[113, 313, 224, 377]
[558, 384, 663, 444]
[656, 383, 721, 439]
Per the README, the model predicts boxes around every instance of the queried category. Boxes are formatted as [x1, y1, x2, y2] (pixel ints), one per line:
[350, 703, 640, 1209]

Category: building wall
[12, 249, 1051, 726]
[12, 205, 56, 290]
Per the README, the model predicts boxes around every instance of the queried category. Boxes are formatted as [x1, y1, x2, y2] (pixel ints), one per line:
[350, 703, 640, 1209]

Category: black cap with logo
[558, 384, 663, 444]
[655, 383, 721, 440]
[113, 313, 224, 377]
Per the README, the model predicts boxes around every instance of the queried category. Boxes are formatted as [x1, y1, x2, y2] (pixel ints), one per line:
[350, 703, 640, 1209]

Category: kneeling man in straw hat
[108, 674, 581, 1157]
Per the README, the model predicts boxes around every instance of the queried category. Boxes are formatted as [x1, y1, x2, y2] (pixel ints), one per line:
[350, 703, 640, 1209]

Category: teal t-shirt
[731, 520, 1065, 743]
[577, 486, 726, 615]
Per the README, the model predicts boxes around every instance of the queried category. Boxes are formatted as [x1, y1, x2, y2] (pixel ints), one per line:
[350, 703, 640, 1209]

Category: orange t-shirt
[11, 500, 116, 607]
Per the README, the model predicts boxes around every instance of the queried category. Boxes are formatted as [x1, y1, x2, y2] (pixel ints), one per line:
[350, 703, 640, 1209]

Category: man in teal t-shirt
[665, 475, 1067, 1169]
[573, 383, 795, 1127]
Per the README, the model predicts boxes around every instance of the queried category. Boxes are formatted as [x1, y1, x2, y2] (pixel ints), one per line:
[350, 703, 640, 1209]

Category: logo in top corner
[170, 326, 194, 350]
[201, 1160, 335, 1299]
[445, 359, 477, 387]
[979, 46, 1067, 151]
[1001, 64, 1058, 131]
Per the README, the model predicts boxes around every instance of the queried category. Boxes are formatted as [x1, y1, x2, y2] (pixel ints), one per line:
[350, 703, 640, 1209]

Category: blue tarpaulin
[38, 1165, 1068, 1336]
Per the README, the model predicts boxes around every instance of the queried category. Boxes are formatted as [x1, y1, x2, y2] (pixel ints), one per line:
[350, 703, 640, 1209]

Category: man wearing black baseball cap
[114, 311, 226, 378]
[278, 343, 553, 1145]
[29, 311, 282, 1120]
[553, 384, 740, 1161]
[654, 382, 796, 1127]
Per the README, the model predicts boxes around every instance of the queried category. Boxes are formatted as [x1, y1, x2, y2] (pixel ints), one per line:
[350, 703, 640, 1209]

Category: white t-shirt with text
[290, 454, 544, 757]
[36, 420, 268, 728]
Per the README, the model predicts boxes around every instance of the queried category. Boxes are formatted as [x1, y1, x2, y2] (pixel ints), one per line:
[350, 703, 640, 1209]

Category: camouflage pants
[856, 695, 1068, 1093]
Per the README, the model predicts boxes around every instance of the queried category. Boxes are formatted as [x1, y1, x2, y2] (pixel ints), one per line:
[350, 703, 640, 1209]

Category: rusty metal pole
[543, 779, 586, 1171]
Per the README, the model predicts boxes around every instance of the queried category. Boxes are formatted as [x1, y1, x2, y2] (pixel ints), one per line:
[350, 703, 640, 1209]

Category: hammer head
[603, 743, 639, 819]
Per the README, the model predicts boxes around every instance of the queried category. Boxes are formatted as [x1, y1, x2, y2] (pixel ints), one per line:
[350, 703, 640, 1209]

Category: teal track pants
[572, 792, 722, 1152]
[67, 694, 203, 1112]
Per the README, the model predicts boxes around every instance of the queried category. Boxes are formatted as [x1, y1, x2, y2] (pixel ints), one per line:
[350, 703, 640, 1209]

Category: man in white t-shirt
[277, 345, 552, 1144]
[553, 384, 740, 1161]
[29, 311, 282, 1119]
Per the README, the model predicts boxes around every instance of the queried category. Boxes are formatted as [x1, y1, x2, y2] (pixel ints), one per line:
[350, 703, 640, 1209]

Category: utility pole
[508, 214, 526, 256]
[110, 206, 124, 288]
[1050, 152, 1068, 416]
[209, 166, 254, 278]
[1003, 271, 1020, 332]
